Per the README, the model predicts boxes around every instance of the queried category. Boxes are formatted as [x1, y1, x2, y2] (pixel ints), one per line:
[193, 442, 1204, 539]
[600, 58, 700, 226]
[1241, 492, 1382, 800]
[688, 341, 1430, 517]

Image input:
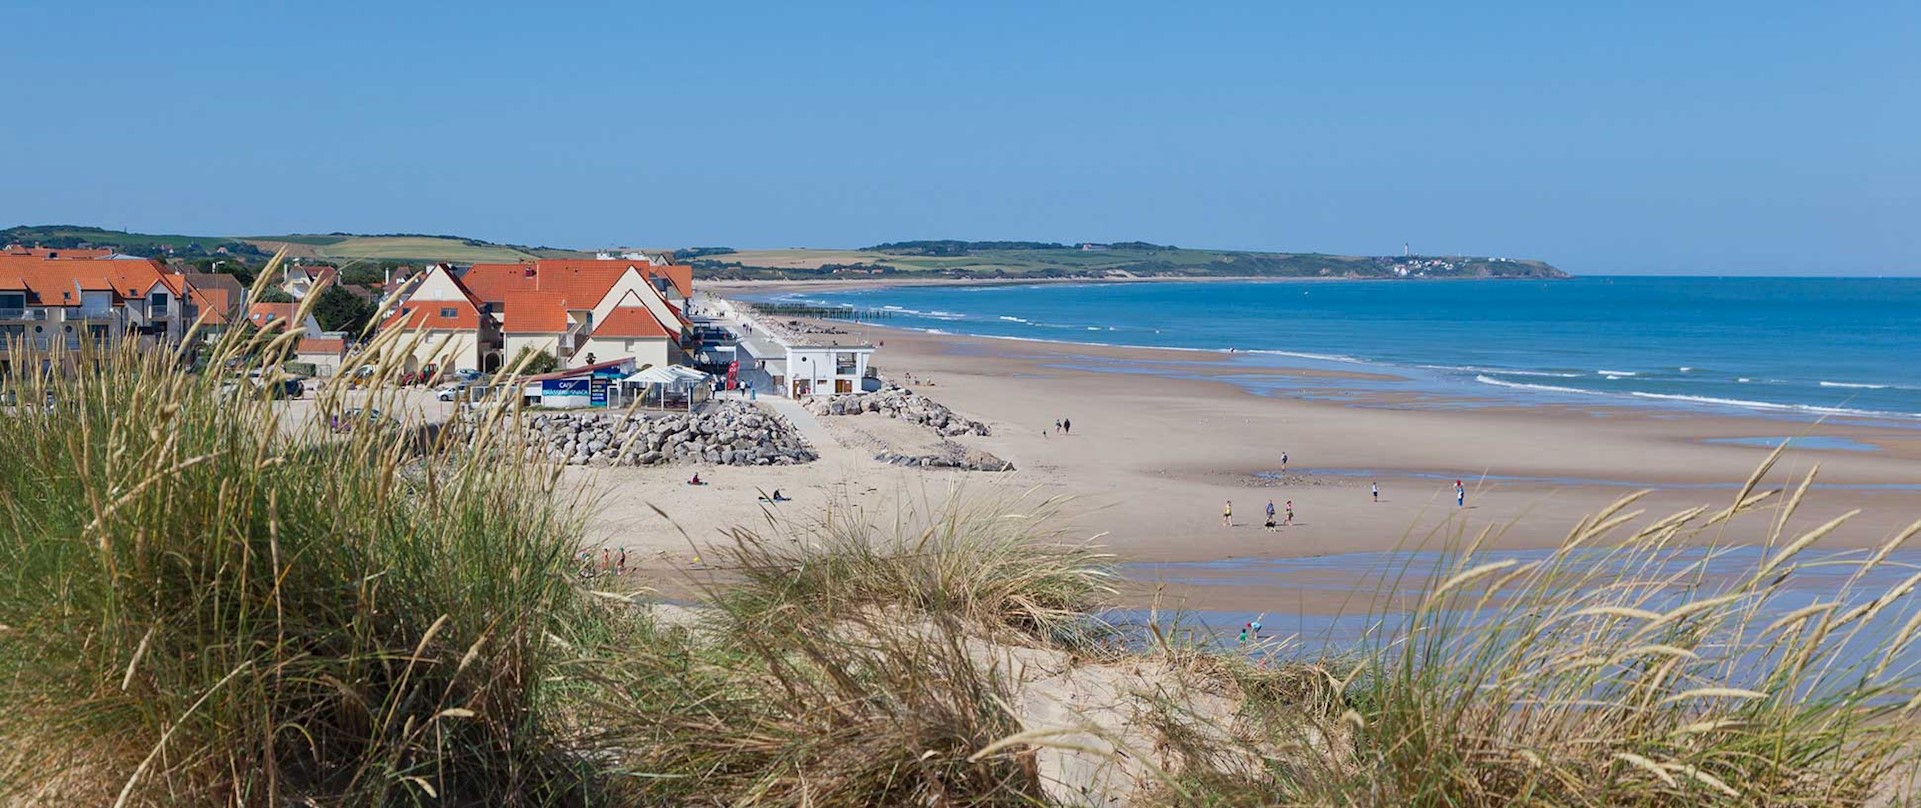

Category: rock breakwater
[505, 401, 816, 467]
[809, 386, 991, 437]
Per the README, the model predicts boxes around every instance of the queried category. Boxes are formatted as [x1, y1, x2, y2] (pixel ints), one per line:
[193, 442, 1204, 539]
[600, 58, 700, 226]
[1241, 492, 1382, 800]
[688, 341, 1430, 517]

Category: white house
[783, 343, 876, 397]
[380, 264, 495, 375]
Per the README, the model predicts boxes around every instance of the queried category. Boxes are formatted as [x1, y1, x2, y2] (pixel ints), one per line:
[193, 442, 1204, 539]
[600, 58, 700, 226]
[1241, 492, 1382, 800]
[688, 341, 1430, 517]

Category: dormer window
[440, 307, 457, 318]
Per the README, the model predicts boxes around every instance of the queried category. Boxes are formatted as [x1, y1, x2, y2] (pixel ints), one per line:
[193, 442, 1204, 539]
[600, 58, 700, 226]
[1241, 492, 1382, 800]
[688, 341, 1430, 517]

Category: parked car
[435, 382, 470, 402]
[334, 407, 392, 432]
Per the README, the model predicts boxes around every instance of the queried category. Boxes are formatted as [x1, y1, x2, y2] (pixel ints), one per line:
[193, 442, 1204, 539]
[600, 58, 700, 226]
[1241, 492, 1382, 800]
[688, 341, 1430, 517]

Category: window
[0, 292, 23, 312]
[149, 291, 169, 316]
[835, 352, 857, 374]
[440, 307, 457, 318]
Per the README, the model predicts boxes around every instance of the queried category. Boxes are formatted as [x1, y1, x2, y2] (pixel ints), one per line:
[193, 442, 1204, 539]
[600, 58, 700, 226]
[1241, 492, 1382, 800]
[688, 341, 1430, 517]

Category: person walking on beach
[1222, 500, 1233, 528]
[1371, 482, 1379, 503]
[1266, 500, 1276, 524]
[1054, 419, 1062, 434]
[617, 547, 628, 576]
[1063, 418, 1072, 435]
[1281, 451, 1289, 473]
[1455, 480, 1466, 507]
[1285, 500, 1294, 525]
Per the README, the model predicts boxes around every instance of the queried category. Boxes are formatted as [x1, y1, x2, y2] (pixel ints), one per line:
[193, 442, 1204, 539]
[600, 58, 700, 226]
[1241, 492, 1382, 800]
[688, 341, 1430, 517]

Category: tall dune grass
[1098, 457, 1921, 806]
[0, 261, 600, 805]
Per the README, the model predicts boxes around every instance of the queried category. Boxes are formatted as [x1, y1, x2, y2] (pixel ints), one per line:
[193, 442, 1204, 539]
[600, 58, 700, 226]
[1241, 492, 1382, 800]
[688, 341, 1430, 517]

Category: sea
[751, 276, 1921, 424]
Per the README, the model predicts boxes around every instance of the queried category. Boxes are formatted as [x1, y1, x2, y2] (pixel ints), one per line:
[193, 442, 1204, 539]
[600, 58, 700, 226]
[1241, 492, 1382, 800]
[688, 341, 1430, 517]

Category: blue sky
[1, 1, 1914, 274]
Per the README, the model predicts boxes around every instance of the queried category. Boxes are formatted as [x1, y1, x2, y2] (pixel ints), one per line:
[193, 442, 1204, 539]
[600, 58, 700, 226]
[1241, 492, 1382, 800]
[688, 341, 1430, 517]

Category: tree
[310, 285, 376, 335]
[509, 347, 559, 375]
[338, 265, 388, 287]
[255, 288, 295, 304]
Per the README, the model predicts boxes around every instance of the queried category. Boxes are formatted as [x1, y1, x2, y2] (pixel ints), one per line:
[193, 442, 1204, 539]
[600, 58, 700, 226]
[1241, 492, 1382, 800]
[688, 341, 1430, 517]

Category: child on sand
[1284, 500, 1294, 525]
[1372, 482, 1379, 502]
[1456, 480, 1465, 507]
[1222, 500, 1233, 528]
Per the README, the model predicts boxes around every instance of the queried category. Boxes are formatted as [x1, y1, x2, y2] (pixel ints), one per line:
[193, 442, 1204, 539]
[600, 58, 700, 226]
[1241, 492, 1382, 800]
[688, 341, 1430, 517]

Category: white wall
[394, 329, 481, 373]
[572, 335, 673, 370]
[785, 346, 872, 396]
[504, 333, 559, 363]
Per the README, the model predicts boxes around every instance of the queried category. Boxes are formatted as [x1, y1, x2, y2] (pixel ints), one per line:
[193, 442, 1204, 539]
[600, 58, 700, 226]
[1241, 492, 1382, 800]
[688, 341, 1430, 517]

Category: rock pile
[508, 401, 816, 467]
[810, 385, 991, 437]
[877, 441, 1014, 472]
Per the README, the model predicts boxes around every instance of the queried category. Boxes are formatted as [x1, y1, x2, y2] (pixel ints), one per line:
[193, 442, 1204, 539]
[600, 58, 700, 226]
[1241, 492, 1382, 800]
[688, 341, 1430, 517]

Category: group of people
[1221, 499, 1297, 529]
[1048, 417, 1073, 437]
[581, 547, 629, 578]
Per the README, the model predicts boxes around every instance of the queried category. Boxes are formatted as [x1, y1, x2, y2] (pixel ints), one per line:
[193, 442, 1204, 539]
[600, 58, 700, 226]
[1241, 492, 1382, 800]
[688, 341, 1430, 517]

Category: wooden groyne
[748, 303, 896, 322]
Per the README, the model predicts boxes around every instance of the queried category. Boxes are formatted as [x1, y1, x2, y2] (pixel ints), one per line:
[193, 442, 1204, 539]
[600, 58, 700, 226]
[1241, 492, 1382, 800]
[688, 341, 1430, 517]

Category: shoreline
[715, 282, 1921, 429]
[701, 273, 1558, 295]
[575, 301, 1921, 617]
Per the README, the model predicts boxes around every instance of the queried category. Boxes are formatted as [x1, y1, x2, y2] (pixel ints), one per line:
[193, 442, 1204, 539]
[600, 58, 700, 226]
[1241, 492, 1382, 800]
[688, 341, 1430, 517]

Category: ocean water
[754, 277, 1921, 422]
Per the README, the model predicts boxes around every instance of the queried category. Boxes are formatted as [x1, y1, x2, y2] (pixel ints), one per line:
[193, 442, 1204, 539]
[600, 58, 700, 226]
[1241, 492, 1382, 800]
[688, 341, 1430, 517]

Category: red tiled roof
[385, 297, 482, 330]
[248, 303, 300, 330]
[0, 256, 121, 306]
[459, 262, 539, 303]
[499, 290, 570, 333]
[296, 337, 345, 354]
[655, 263, 693, 298]
[188, 288, 233, 325]
[1, 246, 113, 259]
[591, 291, 673, 339]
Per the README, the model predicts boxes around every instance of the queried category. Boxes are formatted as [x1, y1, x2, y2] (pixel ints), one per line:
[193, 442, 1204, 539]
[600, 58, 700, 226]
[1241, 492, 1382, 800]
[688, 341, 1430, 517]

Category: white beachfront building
[782, 343, 875, 397]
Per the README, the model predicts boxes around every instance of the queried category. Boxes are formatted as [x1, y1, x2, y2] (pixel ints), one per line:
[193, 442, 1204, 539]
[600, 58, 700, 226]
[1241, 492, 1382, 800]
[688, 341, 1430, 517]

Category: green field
[0, 224, 263, 256]
[244, 235, 582, 263]
[1, 225, 590, 264]
[695, 242, 1566, 280]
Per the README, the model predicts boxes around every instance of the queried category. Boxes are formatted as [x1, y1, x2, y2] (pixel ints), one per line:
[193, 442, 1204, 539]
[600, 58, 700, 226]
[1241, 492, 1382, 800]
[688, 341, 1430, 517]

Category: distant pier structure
[750, 302, 895, 322]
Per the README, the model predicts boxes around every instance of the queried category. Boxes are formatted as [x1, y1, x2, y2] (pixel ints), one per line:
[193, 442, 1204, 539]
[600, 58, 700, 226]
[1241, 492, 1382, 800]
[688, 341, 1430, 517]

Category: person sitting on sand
[688, 473, 704, 486]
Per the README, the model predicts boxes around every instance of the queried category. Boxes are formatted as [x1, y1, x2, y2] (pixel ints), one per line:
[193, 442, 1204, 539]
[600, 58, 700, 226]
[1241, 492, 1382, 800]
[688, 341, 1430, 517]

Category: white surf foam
[1474, 375, 1602, 396]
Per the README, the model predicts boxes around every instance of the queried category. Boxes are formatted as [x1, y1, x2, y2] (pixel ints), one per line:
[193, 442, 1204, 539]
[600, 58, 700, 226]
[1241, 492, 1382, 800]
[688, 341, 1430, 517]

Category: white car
[435, 382, 469, 402]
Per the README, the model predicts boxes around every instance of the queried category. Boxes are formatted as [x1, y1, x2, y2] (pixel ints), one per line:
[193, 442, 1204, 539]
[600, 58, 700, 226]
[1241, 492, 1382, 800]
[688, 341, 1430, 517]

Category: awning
[622, 365, 711, 387]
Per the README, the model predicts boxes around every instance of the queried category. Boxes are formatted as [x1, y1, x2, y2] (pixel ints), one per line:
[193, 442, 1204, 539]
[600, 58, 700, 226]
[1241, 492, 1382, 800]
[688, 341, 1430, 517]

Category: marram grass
[0, 262, 600, 805]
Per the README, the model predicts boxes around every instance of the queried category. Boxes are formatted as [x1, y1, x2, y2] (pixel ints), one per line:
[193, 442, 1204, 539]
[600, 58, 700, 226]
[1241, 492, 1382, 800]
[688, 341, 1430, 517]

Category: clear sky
[1, 1, 1915, 275]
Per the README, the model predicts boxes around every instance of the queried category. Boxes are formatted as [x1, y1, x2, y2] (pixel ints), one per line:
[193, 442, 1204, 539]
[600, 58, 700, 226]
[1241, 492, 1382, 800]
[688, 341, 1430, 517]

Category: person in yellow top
[1222, 500, 1233, 528]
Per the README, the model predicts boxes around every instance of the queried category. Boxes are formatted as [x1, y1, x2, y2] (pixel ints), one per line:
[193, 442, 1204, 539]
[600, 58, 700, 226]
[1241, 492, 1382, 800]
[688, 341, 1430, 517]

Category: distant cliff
[692, 242, 1568, 280]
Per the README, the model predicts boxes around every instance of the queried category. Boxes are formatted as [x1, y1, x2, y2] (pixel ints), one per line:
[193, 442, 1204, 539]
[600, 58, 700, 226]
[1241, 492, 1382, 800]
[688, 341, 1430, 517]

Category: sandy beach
[561, 287, 1921, 611]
